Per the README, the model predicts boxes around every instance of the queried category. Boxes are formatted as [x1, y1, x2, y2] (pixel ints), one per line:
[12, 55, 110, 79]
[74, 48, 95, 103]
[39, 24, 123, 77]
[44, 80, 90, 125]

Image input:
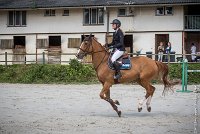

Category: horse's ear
[83, 34, 86, 38]
[89, 33, 92, 38]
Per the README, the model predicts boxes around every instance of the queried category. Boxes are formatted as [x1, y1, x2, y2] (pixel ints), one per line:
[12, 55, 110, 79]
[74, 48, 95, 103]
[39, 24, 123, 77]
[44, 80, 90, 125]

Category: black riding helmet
[111, 19, 121, 27]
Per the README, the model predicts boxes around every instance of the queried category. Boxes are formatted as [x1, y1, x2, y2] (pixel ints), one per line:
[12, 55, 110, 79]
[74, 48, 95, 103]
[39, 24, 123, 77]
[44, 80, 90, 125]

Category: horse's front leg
[99, 82, 121, 117]
[105, 90, 120, 105]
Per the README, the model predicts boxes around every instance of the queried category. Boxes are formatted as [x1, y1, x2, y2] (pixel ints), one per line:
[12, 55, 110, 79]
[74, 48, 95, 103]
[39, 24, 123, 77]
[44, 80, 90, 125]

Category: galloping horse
[76, 35, 178, 117]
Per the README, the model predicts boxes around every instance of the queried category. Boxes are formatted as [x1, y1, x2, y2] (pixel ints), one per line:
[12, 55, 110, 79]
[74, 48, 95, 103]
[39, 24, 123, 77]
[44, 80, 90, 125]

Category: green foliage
[168, 63, 182, 79]
[0, 62, 199, 84]
[187, 64, 200, 84]
[168, 63, 200, 84]
[0, 59, 97, 84]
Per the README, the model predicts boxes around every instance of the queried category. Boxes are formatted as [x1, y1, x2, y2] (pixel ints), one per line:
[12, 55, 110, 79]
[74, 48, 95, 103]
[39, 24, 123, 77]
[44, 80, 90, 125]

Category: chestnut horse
[76, 36, 178, 117]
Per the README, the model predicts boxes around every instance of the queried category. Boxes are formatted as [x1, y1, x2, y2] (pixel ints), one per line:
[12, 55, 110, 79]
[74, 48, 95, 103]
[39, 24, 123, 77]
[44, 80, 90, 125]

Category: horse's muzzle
[76, 53, 85, 59]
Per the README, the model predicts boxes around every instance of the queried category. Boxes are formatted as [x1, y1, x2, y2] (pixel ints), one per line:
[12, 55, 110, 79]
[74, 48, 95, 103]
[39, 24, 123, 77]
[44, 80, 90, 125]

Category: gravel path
[0, 84, 199, 134]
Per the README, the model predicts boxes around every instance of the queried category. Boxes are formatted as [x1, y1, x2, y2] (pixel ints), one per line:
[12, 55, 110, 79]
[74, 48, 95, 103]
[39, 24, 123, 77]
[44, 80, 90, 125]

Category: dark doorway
[124, 35, 133, 56]
[155, 34, 169, 60]
[49, 36, 61, 48]
[14, 36, 25, 49]
[13, 36, 26, 64]
[185, 32, 200, 61]
[48, 36, 61, 64]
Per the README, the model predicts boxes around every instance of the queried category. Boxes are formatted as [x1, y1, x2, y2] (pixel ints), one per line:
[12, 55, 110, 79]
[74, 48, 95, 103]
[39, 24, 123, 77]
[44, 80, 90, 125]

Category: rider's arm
[113, 31, 124, 48]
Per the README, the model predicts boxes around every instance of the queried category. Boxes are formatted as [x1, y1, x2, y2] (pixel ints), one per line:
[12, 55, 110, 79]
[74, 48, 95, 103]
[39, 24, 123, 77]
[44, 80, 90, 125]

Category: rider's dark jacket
[108, 28, 125, 51]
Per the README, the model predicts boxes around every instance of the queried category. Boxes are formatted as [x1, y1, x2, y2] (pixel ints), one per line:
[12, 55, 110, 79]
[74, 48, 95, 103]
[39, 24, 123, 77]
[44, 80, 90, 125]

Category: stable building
[0, 0, 200, 64]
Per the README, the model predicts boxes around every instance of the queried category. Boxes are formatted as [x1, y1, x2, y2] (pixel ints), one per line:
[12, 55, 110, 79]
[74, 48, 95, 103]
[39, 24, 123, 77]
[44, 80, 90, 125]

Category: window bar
[192, 16, 193, 29]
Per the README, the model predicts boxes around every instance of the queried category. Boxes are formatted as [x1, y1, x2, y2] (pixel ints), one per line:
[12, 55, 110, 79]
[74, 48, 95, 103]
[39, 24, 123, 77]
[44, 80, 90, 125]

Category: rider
[107, 19, 125, 79]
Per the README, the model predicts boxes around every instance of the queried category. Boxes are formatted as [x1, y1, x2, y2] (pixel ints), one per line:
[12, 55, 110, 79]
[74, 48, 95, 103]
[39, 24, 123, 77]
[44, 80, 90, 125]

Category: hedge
[0, 60, 199, 84]
[0, 59, 97, 84]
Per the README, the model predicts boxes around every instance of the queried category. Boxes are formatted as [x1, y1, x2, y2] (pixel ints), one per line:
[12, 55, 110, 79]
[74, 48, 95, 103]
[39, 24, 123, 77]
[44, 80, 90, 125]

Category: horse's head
[76, 35, 93, 59]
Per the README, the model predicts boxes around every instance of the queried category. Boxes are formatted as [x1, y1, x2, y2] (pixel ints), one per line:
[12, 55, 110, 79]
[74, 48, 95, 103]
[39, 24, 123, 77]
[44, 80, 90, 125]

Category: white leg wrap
[146, 96, 152, 108]
[138, 98, 146, 108]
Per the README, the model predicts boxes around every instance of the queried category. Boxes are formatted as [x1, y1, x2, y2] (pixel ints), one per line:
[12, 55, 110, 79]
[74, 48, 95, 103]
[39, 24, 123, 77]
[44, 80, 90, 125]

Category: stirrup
[114, 73, 122, 79]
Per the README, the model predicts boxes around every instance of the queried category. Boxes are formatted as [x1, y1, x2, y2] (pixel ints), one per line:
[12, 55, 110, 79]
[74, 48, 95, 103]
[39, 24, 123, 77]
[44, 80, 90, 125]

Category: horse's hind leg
[138, 97, 146, 112]
[137, 79, 155, 112]
[99, 82, 121, 117]
[146, 85, 155, 112]
[136, 79, 146, 112]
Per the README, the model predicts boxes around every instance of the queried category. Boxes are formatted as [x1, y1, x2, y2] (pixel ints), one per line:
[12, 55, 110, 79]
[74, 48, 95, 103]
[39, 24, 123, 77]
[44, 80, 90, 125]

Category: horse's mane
[91, 37, 109, 53]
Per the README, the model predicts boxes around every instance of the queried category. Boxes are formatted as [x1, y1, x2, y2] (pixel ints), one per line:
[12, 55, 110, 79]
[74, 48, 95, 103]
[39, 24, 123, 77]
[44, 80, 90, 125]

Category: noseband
[78, 37, 107, 70]
[79, 37, 106, 56]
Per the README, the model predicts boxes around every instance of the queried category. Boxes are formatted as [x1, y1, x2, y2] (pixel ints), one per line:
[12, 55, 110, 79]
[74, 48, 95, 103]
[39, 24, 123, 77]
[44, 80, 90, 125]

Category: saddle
[108, 53, 132, 70]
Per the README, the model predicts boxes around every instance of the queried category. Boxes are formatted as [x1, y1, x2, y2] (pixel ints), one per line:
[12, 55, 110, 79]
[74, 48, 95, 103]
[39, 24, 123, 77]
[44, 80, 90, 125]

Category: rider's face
[112, 24, 117, 30]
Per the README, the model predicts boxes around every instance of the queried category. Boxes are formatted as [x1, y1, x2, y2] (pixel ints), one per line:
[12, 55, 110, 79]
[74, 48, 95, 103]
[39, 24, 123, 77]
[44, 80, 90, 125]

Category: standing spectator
[165, 42, 171, 62]
[157, 42, 164, 62]
[191, 43, 196, 62]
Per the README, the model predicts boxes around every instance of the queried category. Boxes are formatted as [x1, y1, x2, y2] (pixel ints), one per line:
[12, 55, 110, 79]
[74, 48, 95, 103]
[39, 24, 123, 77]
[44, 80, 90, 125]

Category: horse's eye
[84, 41, 88, 45]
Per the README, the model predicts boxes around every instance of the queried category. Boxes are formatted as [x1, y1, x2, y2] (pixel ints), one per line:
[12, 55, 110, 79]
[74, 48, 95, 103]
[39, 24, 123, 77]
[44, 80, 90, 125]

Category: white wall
[0, 9, 107, 34]
[133, 32, 183, 59]
[132, 6, 184, 31]
[0, 6, 184, 34]
[108, 6, 184, 32]
[0, 5, 185, 64]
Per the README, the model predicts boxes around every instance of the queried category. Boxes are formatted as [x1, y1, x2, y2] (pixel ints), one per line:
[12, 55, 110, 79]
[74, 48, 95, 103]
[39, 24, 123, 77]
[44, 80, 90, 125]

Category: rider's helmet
[110, 19, 121, 27]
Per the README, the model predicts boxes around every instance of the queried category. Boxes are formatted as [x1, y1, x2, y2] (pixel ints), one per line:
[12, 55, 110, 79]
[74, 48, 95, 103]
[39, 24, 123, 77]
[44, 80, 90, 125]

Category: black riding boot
[113, 61, 122, 79]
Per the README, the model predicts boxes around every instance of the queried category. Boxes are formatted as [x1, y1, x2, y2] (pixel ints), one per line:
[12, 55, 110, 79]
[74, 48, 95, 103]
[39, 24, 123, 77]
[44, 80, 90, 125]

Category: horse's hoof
[115, 100, 120, 105]
[138, 107, 142, 112]
[118, 111, 121, 117]
[147, 107, 151, 112]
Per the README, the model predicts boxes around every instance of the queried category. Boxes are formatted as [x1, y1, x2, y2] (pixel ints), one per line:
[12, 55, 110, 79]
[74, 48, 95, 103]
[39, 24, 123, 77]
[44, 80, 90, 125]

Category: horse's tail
[155, 61, 180, 95]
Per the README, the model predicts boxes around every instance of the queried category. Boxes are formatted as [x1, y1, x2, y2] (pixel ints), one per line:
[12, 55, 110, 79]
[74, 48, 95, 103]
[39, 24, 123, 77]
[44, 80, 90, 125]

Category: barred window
[44, 9, 55, 16]
[83, 8, 104, 25]
[36, 39, 48, 49]
[156, 7, 164, 16]
[0, 39, 14, 49]
[8, 11, 26, 26]
[165, 7, 173, 15]
[118, 8, 126, 16]
[63, 9, 69, 16]
[68, 38, 81, 48]
[156, 7, 173, 16]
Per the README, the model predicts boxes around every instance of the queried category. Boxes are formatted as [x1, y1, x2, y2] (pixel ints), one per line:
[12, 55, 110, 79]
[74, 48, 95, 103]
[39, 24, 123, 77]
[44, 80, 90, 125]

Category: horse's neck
[91, 40, 109, 71]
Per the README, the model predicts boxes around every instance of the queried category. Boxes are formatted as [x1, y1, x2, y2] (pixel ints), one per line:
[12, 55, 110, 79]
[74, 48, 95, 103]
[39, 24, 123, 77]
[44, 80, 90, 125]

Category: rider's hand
[108, 46, 114, 49]
[104, 43, 108, 48]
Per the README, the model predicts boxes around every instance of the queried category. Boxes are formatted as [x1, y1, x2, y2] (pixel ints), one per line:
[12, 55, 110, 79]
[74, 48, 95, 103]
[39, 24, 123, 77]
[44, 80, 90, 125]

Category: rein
[80, 37, 108, 71]
[93, 49, 107, 71]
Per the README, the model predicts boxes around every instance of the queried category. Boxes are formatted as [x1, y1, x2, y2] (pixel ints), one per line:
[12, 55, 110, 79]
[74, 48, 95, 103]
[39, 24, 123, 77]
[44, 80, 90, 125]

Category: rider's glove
[108, 46, 114, 49]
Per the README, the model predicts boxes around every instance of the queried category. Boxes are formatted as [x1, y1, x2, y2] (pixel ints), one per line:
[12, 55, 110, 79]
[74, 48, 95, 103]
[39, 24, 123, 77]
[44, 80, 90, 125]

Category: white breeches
[111, 50, 124, 63]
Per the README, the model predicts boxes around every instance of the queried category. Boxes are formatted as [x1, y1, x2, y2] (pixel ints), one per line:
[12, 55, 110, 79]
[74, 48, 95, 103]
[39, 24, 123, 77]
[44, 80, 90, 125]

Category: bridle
[78, 37, 107, 71]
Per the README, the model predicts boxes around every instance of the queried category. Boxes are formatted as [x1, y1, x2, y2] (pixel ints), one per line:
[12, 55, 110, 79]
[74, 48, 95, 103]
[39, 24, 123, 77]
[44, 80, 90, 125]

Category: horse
[76, 35, 179, 117]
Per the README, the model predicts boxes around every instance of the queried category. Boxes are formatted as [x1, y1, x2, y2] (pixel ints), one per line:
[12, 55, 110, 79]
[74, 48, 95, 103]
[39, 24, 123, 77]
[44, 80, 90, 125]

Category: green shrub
[0, 62, 199, 84]
[169, 63, 200, 84]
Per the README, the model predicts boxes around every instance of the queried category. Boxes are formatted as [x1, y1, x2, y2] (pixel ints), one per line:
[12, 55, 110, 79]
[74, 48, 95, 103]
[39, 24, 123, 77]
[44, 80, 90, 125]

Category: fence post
[181, 59, 185, 91]
[177, 58, 192, 93]
[185, 60, 188, 91]
[184, 59, 192, 92]
[5, 52, 7, 67]
[42, 52, 45, 64]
